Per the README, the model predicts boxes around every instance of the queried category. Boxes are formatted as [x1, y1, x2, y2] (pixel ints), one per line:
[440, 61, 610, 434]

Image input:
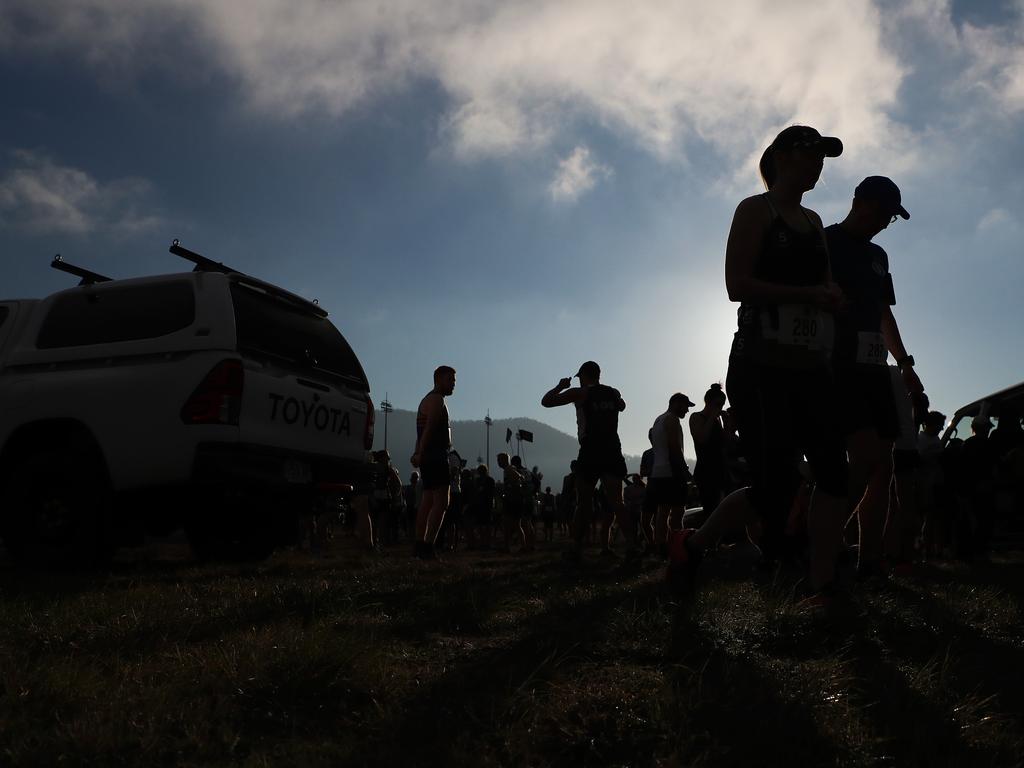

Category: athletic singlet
[416, 394, 451, 456]
[650, 410, 686, 478]
[693, 415, 728, 485]
[730, 194, 833, 369]
[825, 223, 894, 368]
[575, 383, 622, 450]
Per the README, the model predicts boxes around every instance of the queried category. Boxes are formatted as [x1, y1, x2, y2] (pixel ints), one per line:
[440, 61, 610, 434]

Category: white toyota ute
[0, 241, 377, 564]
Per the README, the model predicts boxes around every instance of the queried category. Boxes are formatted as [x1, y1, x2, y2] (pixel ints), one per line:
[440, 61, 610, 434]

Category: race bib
[856, 331, 887, 365]
[764, 305, 834, 351]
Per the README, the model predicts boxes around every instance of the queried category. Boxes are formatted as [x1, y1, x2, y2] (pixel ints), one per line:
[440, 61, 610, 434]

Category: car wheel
[0, 449, 113, 567]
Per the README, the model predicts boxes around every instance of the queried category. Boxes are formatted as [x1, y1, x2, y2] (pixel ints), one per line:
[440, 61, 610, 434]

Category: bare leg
[601, 477, 630, 552]
[667, 503, 686, 534]
[425, 488, 450, 544]
[640, 502, 655, 549]
[575, 481, 596, 553]
[415, 490, 437, 542]
[353, 494, 374, 549]
[807, 488, 846, 590]
[688, 488, 758, 552]
[654, 505, 670, 553]
[886, 470, 919, 562]
[848, 430, 894, 569]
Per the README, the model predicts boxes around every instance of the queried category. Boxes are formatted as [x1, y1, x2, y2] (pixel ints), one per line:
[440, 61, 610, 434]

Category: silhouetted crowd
[306, 124, 1024, 608]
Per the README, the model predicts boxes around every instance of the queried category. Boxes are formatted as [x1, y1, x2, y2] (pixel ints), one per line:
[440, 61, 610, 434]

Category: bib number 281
[856, 331, 887, 365]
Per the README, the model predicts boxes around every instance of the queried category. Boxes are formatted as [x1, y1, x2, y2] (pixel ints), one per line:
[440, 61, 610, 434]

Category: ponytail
[704, 382, 726, 405]
[759, 145, 777, 190]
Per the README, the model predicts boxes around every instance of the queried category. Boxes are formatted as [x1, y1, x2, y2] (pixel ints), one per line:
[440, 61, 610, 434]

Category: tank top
[575, 383, 622, 450]
[416, 394, 451, 456]
[693, 415, 728, 485]
[729, 194, 833, 369]
[650, 411, 686, 479]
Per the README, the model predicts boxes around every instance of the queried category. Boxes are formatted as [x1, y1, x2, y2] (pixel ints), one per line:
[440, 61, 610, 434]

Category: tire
[0, 448, 114, 567]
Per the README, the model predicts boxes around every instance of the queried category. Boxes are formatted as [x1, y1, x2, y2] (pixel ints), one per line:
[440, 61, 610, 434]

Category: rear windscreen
[37, 282, 195, 349]
[230, 282, 368, 389]
[0, 306, 9, 330]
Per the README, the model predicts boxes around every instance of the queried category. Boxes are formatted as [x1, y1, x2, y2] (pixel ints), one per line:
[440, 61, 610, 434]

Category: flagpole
[485, 411, 492, 468]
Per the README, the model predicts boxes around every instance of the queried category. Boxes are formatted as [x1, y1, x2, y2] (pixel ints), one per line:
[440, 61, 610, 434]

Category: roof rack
[169, 238, 237, 274]
[50, 255, 113, 285]
[169, 239, 328, 318]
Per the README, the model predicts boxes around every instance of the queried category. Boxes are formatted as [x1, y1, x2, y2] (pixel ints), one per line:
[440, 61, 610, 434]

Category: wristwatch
[897, 354, 915, 370]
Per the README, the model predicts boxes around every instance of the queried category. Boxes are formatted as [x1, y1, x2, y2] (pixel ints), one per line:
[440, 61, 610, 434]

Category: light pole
[484, 412, 492, 468]
[380, 394, 393, 451]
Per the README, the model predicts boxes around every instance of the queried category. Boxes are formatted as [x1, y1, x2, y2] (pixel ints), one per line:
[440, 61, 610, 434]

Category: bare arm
[667, 417, 686, 475]
[412, 394, 440, 461]
[542, 377, 581, 408]
[881, 305, 908, 361]
[882, 306, 923, 393]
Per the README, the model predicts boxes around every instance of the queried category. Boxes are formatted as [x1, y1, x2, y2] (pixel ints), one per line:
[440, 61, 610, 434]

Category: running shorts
[576, 444, 628, 484]
[833, 364, 900, 440]
[420, 452, 449, 491]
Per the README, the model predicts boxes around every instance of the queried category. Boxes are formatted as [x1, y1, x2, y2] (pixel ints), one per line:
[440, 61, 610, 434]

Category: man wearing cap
[649, 393, 696, 554]
[826, 176, 925, 579]
[541, 361, 632, 560]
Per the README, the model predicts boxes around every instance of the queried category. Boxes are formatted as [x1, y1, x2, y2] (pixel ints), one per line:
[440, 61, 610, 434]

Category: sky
[1, 0, 1022, 456]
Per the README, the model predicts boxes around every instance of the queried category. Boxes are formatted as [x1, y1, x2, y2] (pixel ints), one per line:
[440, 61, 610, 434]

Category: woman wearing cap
[669, 125, 850, 601]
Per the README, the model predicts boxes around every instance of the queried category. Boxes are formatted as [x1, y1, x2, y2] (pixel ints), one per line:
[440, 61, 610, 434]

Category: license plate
[283, 459, 312, 484]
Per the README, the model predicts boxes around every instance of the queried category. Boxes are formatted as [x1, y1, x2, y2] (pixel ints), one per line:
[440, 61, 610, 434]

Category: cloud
[961, 18, 1024, 113]
[549, 146, 611, 203]
[977, 207, 1014, 233]
[1, 1, 910, 167]
[0, 151, 163, 235]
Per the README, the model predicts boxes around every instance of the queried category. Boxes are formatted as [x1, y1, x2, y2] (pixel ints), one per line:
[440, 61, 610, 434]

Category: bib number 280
[777, 305, 823, 347]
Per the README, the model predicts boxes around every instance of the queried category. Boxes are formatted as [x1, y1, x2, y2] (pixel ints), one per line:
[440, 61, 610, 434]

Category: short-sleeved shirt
[650, 410, 688, 479]
[574, 383, 623, 451]
[826, 223, 894, 368]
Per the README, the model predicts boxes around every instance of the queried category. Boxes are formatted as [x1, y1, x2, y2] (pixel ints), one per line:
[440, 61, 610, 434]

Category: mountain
[372, 409, 644, 487]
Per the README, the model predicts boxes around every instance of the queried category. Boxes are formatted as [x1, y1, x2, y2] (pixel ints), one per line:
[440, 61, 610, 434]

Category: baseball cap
[855, 176, 910, 220]
[770, 125, 843, 157]
[575, 360, 601, 378]
[670, 392, 696, 409]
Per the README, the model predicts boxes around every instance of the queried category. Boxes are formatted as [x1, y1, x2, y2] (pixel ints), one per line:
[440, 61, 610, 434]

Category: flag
[505, 428, 512, 444]
[518, 429, 534, 443]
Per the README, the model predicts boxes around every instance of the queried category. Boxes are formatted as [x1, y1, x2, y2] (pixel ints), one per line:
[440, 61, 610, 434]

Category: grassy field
[2, 534, 1023, 767]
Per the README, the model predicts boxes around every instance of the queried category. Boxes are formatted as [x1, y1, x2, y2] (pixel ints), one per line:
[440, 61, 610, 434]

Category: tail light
[181, 359, 244, 425]
[363, 393, 375, 450]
